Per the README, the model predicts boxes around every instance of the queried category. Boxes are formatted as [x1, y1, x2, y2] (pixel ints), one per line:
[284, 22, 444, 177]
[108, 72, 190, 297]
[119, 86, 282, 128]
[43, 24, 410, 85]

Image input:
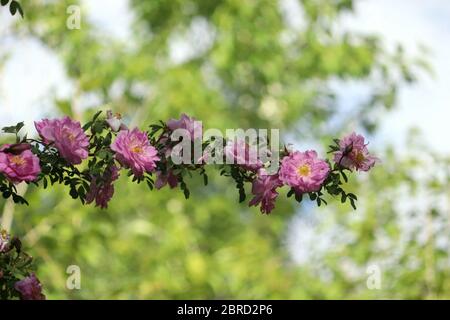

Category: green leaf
[341, 171, 348, 183]
[347, 193, 357, 200]
[9, 1, 18, 16]
[92, 110, 103, 122]
[2, 121, 24, 135]
[14, 1, 23, 17]
[1, 0, 9, 7]
[82, 121, 93, 131]
[12, 193, 28, 205]
[183, 187, 190, 199]
[69, 186, 79, 199]
[287, 188, 294, 198]
[349, 198, 357, 210]
[238, 188, 246, 203]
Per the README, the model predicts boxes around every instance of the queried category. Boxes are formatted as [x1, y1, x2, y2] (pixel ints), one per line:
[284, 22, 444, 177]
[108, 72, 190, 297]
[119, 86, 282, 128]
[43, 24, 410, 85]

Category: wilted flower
[249, 169, 283, 214]
[333, 132, 378, 172]
[279, 150, 330, 193]
[224, 139, 263, 171]
[155, 169, 178, 189]
[0, 144, 41, 184]
[86, 165, 120, 209]
[14, 273, 46, 300]
[35, 117, 89, 165]
[167, 113, 203, 141]
[0, 229, 10, 253]
[106, 110, 127, 132]
[111, 128, 160, 177]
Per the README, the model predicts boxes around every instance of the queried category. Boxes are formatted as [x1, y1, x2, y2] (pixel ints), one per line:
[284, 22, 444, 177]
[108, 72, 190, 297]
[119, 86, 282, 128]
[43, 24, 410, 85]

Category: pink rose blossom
[155, 170, 178, 189]
[167, 113, 203, 141]
[334, 132, 378, 171]
[111, 128, 160, 177]
[86, 166, 120, 209]
[0, 144, 41, 184]
[14, 273, 46, 300]
[279, 150, 330, 193]
[249, 169, 283, 214]
[224, 139, 263, 171]
[35, 116, 89, 165]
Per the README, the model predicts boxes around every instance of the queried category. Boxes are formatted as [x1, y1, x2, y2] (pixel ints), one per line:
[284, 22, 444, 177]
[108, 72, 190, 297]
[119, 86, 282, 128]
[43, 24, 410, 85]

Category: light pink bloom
[0, 229, 10, 253]
[111, 128, 160, 177]
[334, 132, 378, 171]
[249, 169, 283, 214]
[14, 273, 46, 300]
[224, 139, 263, 171]
[279, 150, 330, 193]
[35, 116, 89, 165]
[0, 144, 41, 184]
[106, 110, 127, 132]
[155, 170, 178, 189]
[86, 166, 120, 209]
[167, 113, 203, 141]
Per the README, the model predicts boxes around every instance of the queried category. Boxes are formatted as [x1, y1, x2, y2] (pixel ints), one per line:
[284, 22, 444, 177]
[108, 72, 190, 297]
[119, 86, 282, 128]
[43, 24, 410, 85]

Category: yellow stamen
[67, 132, 75, 142]
[10, 155, 25, 166]
[355, 151, 365, 164]
[131, 146, 143, 154]
[297, 164, 311, 177]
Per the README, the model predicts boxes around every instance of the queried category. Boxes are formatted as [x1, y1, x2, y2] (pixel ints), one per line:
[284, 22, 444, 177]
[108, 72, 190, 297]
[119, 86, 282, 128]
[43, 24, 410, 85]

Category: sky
[0, 0, 449, 265]
[339, 0, 450, 154]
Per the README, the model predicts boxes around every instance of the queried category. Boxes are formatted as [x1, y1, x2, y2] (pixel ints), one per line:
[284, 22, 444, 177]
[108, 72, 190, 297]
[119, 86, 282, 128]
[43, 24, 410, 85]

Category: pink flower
[333, 132, 378, 171]
[14, 273, 46, 300]
[155, 170, 178, 189]
[86, 166, 120, 209]
[0, 229, 10, 253]
[106, 110, 127, 132]
[249, 169, 283, 214]
[35, 116, 89, 165]
[279, 150, 330, 193]
[167, 113, 203, 141]
[111, 128, 160, 177]
[0, 144, 41, 184]
[224, 139, 263, 171]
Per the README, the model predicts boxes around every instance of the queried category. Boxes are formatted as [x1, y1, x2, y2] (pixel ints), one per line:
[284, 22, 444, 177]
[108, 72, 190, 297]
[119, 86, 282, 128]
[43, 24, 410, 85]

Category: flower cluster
[0, 229, 45, 300]
[0, 111, 378, 213]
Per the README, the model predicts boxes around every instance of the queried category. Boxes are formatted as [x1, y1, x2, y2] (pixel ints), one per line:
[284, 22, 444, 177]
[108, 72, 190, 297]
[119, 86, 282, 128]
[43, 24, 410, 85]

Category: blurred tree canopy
[1, 0, 448, 299]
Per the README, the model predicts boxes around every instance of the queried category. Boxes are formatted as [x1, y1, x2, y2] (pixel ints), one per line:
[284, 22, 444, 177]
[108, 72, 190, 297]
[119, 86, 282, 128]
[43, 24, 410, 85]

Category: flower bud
[1, 143, 31, 155]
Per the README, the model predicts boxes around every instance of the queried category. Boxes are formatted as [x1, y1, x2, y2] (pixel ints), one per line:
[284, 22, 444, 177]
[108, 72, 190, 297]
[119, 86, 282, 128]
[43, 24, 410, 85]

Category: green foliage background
[1, 0, 449, 299]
